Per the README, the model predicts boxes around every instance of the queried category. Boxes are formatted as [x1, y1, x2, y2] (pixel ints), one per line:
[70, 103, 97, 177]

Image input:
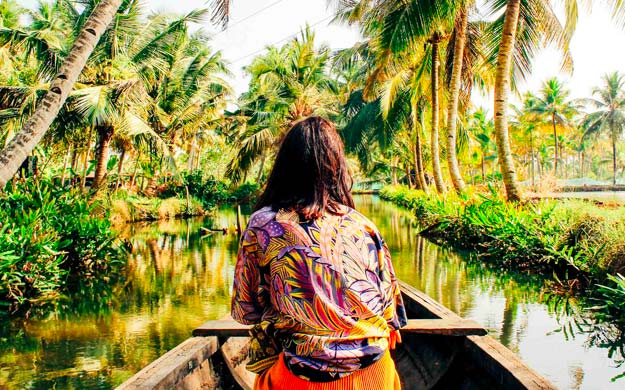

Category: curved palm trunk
[93, 125, 114, 189]
[552, 113, 559, 177]
[446, 9, 468, 193]
[493, 0, 522, 201]
[81, 127, 94, 191]
[413, 107, 428, 191]
[430, 34, 447, 194]
[612, 126, 618, 186]
[0, 0, 124, 188]
[116, 148, 126, 189]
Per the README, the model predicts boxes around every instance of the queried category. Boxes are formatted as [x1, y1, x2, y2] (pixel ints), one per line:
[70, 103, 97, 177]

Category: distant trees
[583, 72, 625, 186]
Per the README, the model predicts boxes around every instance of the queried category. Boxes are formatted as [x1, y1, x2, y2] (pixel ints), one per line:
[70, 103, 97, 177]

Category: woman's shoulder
[341, 206, 380, 232]
[247, 207, 277, 229]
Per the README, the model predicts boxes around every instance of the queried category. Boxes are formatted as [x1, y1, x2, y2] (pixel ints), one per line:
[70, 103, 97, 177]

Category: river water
[0, 196, 623, 389]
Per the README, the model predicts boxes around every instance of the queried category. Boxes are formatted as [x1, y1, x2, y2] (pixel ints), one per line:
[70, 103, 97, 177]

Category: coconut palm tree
[526, 78, 578, 178]
[445, 8, 469, 193]
[511, 94, 541, 188]
[468, 108, 496, 183]
[486, 0, 573, 200]
[582, 72, 625, 186]
[0, 0, 124, 188]
[227, 28, 338, 182]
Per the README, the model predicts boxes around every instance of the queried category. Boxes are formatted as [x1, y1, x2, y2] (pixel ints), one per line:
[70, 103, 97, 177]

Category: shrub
[380, 185, 625, 318]
[0, 179, 122, 314]
[158, 172, 259, 208]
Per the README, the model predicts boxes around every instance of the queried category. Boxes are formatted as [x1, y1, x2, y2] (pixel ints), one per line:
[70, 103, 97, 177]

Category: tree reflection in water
[355, 195, 625, 387]
[0, 210, 242, 389]
[1, 199, 624, 389]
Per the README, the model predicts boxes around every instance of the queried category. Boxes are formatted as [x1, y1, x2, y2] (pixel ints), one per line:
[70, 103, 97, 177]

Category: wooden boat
[117, 281, 555, 389]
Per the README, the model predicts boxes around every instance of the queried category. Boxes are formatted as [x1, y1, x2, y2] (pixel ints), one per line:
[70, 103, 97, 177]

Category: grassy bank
[380, 185, 625, 315]
[108, 173, 260, 224]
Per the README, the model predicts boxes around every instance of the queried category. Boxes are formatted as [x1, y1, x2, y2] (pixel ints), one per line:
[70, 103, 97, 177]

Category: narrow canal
[1, 196, 623, 389]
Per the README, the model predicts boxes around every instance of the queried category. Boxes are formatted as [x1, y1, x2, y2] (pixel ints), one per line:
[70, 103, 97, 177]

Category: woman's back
[232, 205, 406, 381]
[231, 116, 405, 388]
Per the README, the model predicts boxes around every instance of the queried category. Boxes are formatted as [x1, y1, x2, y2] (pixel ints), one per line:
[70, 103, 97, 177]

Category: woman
[231, 117, 407, 390]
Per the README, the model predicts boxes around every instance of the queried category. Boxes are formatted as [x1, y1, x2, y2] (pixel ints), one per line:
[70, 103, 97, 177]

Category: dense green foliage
[0, 179, 122, 314]
[381, 185, 625, 313]
[158, 172, 260, 208]
[381, 185, 625, 279]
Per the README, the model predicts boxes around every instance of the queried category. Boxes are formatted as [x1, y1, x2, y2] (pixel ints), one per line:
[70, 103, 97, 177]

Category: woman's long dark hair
[255, 116, 354, 219]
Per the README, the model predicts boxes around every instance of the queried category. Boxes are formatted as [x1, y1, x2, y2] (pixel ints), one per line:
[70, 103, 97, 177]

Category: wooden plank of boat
[117, 282, 556, 390]
[193, 318, 487, 337]
[116, 336, 220, 390]
[398, 280, 556, 389]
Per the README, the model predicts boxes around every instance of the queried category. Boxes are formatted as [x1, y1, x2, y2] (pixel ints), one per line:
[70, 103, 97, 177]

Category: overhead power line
[213, 0, 286, 37]
[230, 15, 334, 64]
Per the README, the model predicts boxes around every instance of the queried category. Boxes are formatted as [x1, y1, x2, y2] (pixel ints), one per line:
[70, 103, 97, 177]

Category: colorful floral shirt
[231, 206, 407, 381]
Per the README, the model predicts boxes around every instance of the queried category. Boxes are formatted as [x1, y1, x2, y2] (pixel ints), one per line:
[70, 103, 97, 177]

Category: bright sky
[21, 0, 625, 106]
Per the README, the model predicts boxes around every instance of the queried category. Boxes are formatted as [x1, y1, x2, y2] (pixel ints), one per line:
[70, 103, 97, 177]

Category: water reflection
[0, 210, 242, 389]
[355, 195, 624, 389]
[0, 199, 623, 389]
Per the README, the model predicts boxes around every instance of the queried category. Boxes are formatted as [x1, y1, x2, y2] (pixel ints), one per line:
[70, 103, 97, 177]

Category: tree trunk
[93, 125, 114, 189]
[81, 127, 94, 191]
[493, 0, 522, 201]
[552, 113, 558, 177]
[188, 133, 197, 171]
[581, 149, 585, 178]
[414, 102, 428, 192]
[116, 148, 126, 189]
[194, 145, 202, 171]
[60, 145, 71, 187]
[129, 150, 141, 191]
[446, 9, 468, 193]
[430, 33, 447, 194]
[0, 0, 124, 188]
[481, 154, 486, 183]
[391, 155, 398, 185]
[70, 144, 78, 174]
[407, 160, 415, 188]
[612, 128, 618, 186]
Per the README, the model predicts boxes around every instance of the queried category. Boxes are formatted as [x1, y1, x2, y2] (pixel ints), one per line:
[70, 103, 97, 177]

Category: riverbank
[0, 176, 259, 316]
[379, 185, 625, 313]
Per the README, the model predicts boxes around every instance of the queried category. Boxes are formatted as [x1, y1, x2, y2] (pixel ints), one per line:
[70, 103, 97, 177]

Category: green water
[1, 197, 623, 389]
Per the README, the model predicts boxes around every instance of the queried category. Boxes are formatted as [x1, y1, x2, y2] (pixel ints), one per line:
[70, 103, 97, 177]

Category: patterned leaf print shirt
[231, 206, 407, 382]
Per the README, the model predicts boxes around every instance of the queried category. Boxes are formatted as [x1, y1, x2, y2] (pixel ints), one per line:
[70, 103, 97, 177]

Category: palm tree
[227, 28, 337, 182]
[583, 72, 625, 186]
[527, 78, 578, 178]
[446, 8, 469, 193]
[511, 94, 541, 189]
[0, 0, 124, 188]
[468, 108, 496, 183]
[487, 0, 571, 201]
[427, 31, 447, 193]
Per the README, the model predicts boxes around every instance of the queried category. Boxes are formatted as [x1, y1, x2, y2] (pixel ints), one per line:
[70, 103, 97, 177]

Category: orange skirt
[254, 351, 401, 390]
